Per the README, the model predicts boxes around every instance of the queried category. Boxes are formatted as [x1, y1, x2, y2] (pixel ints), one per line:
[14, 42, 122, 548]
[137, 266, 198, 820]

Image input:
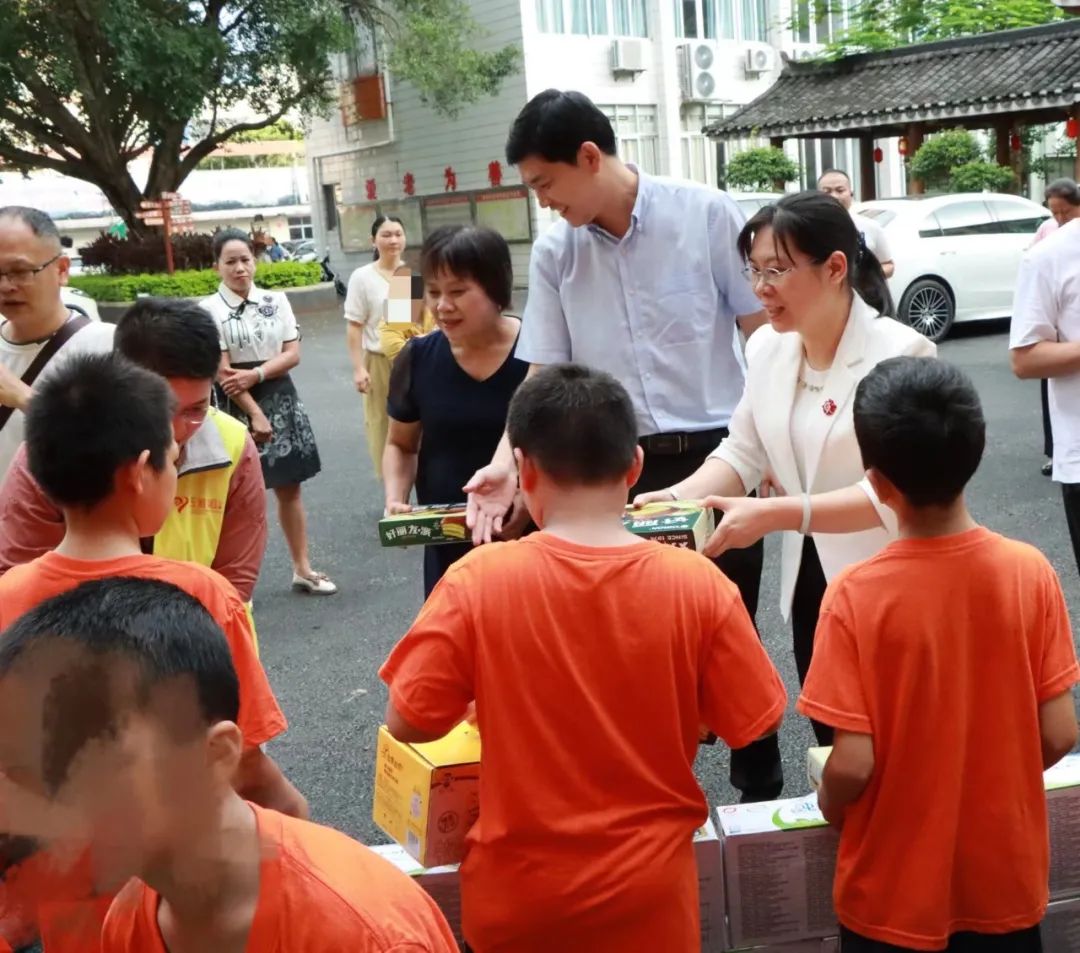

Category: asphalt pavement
[254, 307, 1080, 844]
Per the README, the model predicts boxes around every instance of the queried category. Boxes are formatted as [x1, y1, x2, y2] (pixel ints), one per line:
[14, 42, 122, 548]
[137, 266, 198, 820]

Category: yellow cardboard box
[373, 722, 481, 868]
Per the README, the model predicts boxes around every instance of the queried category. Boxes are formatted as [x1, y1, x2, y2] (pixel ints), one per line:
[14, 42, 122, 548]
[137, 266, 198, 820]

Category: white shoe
[291, 570, 338, 595]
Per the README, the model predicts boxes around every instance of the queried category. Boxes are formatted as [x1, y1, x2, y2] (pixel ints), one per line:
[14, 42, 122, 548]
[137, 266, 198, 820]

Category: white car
[62, 286, 101, 322]
[857, 193, 1050, 342]
[728, 191, 785, 219]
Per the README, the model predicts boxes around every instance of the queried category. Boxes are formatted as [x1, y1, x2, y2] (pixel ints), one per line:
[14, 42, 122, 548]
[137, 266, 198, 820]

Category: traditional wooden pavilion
[705, 19, 1080, 197]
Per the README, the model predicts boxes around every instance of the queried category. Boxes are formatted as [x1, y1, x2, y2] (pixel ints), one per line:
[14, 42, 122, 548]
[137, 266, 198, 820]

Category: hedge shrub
[80, 232, 217, 274]
[68, 262, 323, 302]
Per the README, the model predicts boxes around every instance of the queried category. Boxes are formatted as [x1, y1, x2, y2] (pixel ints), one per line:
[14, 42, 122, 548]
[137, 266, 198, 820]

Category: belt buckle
[648, 433, 689, 455]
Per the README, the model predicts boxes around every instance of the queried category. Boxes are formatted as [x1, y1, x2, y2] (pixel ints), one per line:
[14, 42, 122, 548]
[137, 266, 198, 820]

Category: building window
[321, 184, 339, 232]
[288, 215, 314, 240]
[793, 0, 849, 46]
[600, 104, 659, 174]
[540, 0, 642, 34]
[680, 103, 731, 186]
[677, 0, 767, 41]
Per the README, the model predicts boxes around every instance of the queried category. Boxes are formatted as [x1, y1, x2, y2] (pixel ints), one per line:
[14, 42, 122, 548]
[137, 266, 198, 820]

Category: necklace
[797, 377, 824, 393]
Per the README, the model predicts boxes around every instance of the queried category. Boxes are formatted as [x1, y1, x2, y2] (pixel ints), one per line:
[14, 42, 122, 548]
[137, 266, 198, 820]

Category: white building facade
[305, 0, 906, 288]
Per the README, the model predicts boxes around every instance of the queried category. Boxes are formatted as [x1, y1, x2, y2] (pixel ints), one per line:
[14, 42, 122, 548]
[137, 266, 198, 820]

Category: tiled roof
[706, 19, 1080, 138]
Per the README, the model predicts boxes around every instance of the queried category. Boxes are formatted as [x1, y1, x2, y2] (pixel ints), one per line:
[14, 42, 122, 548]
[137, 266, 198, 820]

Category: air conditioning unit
[677, 41, 721, 101]
[744, 42, 777, 76]
[610, 38, 647, 74]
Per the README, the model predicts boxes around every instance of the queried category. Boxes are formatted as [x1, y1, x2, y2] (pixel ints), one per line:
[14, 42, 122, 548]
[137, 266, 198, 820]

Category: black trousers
[1063, 483, 1080, 579]
[1041, 378, 1053, 459]
[840, 924, 1042, 953]
[791, 535, 834, 746]
[635, 431, 782, 802]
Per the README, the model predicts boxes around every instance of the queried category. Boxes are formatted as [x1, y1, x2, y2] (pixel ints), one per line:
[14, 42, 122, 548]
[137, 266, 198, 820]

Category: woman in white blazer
[637, 191, 936, 744]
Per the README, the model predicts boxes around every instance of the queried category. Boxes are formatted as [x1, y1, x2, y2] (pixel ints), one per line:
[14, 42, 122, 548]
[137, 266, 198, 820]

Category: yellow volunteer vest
[153, 409, 260, 654]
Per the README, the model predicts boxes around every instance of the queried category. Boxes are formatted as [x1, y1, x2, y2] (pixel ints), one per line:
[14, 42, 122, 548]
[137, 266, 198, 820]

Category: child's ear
[514, 449, 538, 493]
[865, 467, 897, 508]
[626, 445, 645, 489]
[119, 450, 153, 497]
[205, 720, 244, 780]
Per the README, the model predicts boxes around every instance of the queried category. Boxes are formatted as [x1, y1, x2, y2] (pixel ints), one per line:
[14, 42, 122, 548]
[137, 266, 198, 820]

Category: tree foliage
[949, 161, 1017, 192]
[725, 147, 801, 191]
[820, 0, 1061, 56]
[908, 129, 983, 189]
[0, 0, 519, 232]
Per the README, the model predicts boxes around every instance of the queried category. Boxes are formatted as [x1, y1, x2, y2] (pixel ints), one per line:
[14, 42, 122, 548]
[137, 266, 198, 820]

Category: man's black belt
[639, 428, 726, 456]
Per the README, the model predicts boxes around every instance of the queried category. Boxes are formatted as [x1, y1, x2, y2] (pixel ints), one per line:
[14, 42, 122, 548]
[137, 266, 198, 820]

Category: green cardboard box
[622, 501, 715, 551]
[379, 504, 469, 547]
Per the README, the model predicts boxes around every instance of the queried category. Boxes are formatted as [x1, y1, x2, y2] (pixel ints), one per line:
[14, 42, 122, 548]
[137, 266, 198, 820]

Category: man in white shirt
[0, 207, 114, 476]
[818, 170, 895, 278]
[1010, 218, 1080, 573]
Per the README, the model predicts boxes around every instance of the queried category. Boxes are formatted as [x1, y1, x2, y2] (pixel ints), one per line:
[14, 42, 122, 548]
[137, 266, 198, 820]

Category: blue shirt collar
[587, 163, 649, 242]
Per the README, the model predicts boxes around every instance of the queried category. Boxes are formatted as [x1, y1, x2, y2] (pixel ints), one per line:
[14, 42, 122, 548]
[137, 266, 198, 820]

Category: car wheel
[899, 278, 955, 343]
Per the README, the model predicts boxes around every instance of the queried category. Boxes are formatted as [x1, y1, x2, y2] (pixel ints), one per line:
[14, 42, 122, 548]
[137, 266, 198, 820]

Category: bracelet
[799, 493, 812, 536]
[255, 366, 265, 384]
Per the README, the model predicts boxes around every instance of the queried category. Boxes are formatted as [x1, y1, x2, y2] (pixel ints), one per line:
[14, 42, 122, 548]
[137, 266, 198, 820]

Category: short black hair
[213, 228, 254, 261]
[115, 297, 222, 380]
[26, 353, 174, 509]
[0, 206, 61, 247]
[372, 214, 405, 239]
[817, 168, 851, 184]
[506, 89, 617, 166]
[1045, 178, 1080, 205]
[854, 356, 985, 507]
[0, 578, 240, 795]
[507, 364, 637, 485]
[421, 225, 513, 311]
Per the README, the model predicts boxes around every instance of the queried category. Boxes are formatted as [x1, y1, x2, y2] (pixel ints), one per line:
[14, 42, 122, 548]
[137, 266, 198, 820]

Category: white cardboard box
[806, 747, 831, 790]
[368, 843, 464, 947]
[718, 794, 839, 949]
[1045, 753, 1080, 900]
[1044, 897, 1080, 953]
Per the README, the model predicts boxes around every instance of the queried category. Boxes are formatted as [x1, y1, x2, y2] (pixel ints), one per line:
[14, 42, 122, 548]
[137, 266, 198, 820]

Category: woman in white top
[201, 229, 337, 595]
[344, 215, 406, 478]
[637, 191, 935, 744]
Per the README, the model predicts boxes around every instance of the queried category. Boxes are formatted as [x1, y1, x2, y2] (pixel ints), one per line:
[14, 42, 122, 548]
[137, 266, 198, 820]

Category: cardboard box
[718, 794, 839, 949]
[1045, 753, 1080, 900]
[368, 843, 465, 948]
[1044, 897, 1080, 953]
[695, 817, 728, 953]
[806, 747, 831, 791]
[623, 501, 716, 551]
[372, 723, 480, 867]
[379, 504, 469, 548]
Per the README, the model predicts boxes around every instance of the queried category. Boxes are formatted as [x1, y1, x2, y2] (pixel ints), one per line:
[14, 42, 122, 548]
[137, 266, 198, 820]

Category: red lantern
[403, 172, 415, 196]
[1010, 133, 1022, 152]
[488, 160, 503, 188]
[444, 166, 457, 192]
[365, 178, 377, 201]
[1067, 117, 1080, 139]
[873, 147, 884, 164]
[897, 136, 909, 157]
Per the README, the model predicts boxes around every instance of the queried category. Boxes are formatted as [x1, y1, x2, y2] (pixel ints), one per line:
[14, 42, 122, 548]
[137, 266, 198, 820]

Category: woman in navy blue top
[385, 225, 529, 596]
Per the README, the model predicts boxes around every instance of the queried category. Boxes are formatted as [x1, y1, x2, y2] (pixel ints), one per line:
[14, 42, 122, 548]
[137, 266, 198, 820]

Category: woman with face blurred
[636, 191, 936, 744]
[344, 215, 407, 478]
[201, 229, 337, 595]
[383, 225, 529, 597]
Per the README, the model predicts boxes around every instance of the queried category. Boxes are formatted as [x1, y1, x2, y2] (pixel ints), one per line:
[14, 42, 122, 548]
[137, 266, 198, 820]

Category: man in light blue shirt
[465, 90, 781, 801]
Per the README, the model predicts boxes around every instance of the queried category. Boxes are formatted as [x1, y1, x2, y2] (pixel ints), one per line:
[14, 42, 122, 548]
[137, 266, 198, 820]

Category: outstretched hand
[463, 463, 517, 546]
[701, 495, 781, 558]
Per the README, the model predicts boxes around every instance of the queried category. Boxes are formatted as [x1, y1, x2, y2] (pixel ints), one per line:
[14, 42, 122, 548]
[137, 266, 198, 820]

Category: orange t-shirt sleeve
[1037, 563, 1080, 702]
[797, 586, 872, 735]
[379, 574, 475, 736]
[700, 586, 787, 750]
[222, 599, 288, 748]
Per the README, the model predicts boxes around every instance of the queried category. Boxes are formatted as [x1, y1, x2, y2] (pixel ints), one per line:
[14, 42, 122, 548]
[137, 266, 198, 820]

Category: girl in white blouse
[201, 229, 337, 595]
[344, 215, 406, 478]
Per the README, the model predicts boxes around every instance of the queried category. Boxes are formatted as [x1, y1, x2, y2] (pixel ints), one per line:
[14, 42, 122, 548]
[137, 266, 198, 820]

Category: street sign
[140, 200, 163, 209]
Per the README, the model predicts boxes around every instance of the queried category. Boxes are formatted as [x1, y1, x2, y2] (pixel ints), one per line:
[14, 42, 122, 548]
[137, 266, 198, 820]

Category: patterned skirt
[218, 363, 321, 489]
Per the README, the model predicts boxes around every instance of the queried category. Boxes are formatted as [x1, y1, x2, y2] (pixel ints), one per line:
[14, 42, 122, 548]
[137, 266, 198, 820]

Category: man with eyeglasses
[0, 298, 268, 603]
[0, 206, 114, 475]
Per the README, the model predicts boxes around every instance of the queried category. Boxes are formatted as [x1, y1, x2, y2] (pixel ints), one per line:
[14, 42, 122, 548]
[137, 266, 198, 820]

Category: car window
[859, 208, 896, 227]
[933, 200, 995, 236]
[736, 198, 763, 216]
[919, 212, 943, 238]
[985, 199, 1049, 235]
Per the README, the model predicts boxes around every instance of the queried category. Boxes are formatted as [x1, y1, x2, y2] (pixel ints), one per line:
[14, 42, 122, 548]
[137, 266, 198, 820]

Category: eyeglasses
[0, 253, 62, 286]
[175, 406, 209, 426]
[743, 262, 821, 289]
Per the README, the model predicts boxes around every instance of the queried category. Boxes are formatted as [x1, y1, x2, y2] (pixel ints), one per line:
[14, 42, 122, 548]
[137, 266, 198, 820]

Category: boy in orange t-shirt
[0, 578, 458, 953]
[799, 357, 1080, 953]
[380, 364, 787, 953]
[0, 353, 304, 952]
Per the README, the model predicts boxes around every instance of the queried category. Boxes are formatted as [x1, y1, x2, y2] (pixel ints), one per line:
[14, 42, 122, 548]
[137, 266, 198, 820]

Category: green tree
[821, 0, 1061, 56]
[0, 0, 519, 233]
[725, 147, 801, 191]
[908, 129, 983, 190]
[949, 161, 1016, 192]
